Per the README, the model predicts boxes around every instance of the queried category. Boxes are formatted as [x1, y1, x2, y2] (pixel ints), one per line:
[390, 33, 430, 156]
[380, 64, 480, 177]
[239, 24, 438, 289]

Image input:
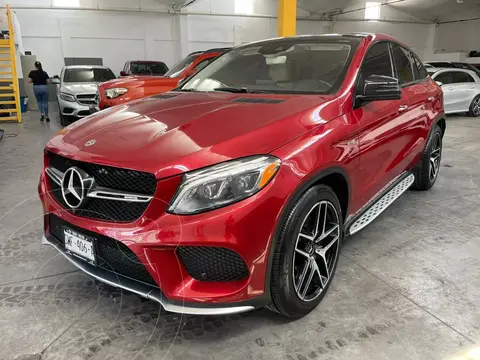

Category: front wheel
[58, 105, 69, 126]
[467, 95, 480, 117]
[412, 124, 443, 191]
[269, 185, 342, 318]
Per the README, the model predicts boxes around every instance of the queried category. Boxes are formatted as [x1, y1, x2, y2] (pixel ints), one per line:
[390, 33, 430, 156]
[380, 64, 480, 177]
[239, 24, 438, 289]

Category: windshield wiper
[176, 88, 197, 92]
[213, 87, 271, 94]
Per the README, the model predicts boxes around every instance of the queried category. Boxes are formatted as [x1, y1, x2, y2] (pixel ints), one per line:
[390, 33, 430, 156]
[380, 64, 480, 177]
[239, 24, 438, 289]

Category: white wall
[435, 20, 480, 54]
[15, 8, 177, 77]
[4, 0, 438, 78]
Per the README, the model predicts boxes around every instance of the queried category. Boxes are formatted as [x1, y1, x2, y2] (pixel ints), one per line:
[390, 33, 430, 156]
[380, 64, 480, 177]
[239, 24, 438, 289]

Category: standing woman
[28, 61, 50, 122]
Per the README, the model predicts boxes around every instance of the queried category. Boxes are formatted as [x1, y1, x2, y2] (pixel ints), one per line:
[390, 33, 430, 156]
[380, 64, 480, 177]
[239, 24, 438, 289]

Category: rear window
[64, 68, 116, 83]
[130, 62, 168, 76]
[182, 38, 359, 94]
[427, 62, 456, 68]
[164, 54, 200, 78]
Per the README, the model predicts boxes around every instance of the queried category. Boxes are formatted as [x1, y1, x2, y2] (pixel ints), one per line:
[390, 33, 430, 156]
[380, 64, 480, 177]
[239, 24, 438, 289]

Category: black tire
[58, 105, 69, 126]
[467, 95, 480, 117]
[412, 125, 443, 191]
[268, 185, 343, 318]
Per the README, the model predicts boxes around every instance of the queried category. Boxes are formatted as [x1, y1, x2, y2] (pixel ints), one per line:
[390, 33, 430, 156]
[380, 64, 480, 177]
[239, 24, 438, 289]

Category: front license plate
[64, 228, 96, 264]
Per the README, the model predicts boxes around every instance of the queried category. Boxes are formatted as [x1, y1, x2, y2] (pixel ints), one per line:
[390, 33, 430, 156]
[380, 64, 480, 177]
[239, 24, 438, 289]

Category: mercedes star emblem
[61, 167, 92, 209]
[84, 139, 96, 147]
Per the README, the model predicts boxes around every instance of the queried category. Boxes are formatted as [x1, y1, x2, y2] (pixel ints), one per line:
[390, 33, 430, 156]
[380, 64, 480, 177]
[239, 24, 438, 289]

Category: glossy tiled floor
[0, 110, 479, 360]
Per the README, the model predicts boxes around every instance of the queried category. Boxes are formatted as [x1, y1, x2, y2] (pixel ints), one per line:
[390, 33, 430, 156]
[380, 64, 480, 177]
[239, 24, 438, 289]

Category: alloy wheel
[429, 134, 442, 182]
[474, 98, 480, 116]
[293, 201, 340, 302]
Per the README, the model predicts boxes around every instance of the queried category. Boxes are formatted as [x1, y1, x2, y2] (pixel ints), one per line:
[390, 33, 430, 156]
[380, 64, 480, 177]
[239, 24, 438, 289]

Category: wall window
[235, 0, 254, 15]
[365, 2, 381, 21]
[53, 0, 80, 6]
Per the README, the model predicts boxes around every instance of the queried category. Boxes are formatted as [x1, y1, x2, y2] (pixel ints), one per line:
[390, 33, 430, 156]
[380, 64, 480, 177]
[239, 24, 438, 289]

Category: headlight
[60, 92, 75, 102]
[105, 88, 128, 99]
[168, 155, 281, 215]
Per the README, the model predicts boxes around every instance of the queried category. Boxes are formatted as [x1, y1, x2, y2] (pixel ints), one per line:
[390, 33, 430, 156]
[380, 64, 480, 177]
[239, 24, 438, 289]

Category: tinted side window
[393, 46, 414, 85]
[452, 72, 474, 83]
[412, 54, 428, 79]
[361, 42, 393, 79]
[193, 59, 212, 72]
[435, 71, 453, 84]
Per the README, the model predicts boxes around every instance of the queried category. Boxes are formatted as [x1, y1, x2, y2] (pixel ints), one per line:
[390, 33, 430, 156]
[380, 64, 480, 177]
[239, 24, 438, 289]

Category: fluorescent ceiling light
[365, 1, 381, 20]
[53, 0, 80, 7]
[235, 0, 254, 14]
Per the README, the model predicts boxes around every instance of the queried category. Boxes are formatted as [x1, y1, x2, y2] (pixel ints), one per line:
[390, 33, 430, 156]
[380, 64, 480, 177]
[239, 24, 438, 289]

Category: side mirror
[51, 76, 60, 84]
[356, 75, 402, 106]
[436, 81, 443, 86]
[120, 71, 130, 77]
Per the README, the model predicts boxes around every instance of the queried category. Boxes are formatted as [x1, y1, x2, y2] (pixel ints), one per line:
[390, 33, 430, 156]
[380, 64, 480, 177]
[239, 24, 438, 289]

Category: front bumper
[42, 235, 254, 315]
[58, 97, 98, 118]
[38, 165, 300, 313]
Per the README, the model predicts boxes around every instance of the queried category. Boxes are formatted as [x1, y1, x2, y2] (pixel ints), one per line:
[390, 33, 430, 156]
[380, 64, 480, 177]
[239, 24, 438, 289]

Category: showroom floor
[0, 109, 479, 360]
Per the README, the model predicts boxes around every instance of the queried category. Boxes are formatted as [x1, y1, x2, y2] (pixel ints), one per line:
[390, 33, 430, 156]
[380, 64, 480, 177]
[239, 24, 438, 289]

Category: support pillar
[278, 0, 297, 37]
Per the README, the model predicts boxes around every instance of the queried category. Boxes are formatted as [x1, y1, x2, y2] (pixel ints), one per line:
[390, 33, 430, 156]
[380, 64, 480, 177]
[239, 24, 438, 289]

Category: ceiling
[296, 0, 480, 23]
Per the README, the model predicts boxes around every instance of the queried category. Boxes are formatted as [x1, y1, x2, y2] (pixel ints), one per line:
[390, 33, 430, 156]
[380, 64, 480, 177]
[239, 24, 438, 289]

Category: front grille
[177, 247, 249, 282]
[76, 93, 98, 105]
[48, 152, 156, 194]
[49, 214, 158, 287]
[46, 151, 157, 222]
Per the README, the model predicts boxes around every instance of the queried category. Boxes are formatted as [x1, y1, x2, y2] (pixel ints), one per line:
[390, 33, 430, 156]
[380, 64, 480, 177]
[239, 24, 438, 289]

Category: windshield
[452, 62, 480, 73]
[130, 62, 168, 76]
[164, 54, 200, 78]
[427, 62, 456, 68]
[64, 68, 116, 83]
[181, 39, 356, 94]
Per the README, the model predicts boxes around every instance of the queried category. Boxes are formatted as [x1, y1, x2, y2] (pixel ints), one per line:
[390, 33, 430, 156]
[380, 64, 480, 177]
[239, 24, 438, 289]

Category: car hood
[49, 92, 338, 179]
[100, 76, 171, 89]
[62, 83, 99, 94]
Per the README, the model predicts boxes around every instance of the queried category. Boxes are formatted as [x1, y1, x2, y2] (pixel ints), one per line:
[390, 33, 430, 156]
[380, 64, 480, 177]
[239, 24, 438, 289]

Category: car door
[352, 41, 412, 207]
[393, 45, 439, 168]
[451, 71, 476, 111]
[433, 71, 455, 113]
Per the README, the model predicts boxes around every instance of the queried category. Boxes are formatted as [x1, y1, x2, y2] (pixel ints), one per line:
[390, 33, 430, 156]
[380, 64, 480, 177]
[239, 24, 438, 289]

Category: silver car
[52, 65, 116, 125]
[428, 68, 480, 117]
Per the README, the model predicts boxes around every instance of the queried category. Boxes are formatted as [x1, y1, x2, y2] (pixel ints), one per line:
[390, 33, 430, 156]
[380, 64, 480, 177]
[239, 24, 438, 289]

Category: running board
[347, 173, 415, 235]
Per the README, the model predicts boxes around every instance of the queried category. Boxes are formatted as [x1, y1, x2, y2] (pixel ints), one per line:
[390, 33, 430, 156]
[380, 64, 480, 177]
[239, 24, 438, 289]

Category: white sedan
[428, 68, 480, 116]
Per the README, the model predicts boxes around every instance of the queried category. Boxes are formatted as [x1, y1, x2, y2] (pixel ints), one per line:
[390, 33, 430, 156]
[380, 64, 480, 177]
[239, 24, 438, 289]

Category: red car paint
[98, 50, 226, 109]
[39, 34, 444, 309]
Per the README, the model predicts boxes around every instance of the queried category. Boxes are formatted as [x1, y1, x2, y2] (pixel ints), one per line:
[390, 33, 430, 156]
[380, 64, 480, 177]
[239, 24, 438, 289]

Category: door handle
[398, 105, 409, 112]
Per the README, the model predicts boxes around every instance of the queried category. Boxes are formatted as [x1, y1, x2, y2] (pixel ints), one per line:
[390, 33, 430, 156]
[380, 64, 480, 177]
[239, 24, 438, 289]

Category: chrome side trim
[87, 187, 152, 202]
[45, 167, 63, 186]
[348, 173, 415, 235]
[42, 235, 255, 315]
[45, 166, 153, 203]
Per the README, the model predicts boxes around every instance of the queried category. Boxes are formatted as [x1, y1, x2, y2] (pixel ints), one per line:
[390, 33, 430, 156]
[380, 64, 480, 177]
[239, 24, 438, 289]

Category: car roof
[64, 65, 111, 70]
[233, 33, 408, 50]
[428, 67, 478, 76]
[128, 60, 166, 64]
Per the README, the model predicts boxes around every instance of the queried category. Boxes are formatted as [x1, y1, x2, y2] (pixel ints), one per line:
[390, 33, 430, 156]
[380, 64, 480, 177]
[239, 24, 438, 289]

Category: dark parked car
[120, 60, 169, 77]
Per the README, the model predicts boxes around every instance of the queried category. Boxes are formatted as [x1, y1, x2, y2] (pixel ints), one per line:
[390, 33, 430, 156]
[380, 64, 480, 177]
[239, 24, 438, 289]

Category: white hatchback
[428, 68, 480, 116]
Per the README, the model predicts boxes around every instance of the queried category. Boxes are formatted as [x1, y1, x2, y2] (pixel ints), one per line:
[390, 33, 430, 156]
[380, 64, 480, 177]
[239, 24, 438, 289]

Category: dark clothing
[33, 85, 49, 115]
[28, 70, 49, 86]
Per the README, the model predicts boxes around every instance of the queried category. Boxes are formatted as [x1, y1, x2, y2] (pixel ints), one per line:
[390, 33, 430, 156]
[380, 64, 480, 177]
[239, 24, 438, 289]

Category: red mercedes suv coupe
[39, 33, 445, 318]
